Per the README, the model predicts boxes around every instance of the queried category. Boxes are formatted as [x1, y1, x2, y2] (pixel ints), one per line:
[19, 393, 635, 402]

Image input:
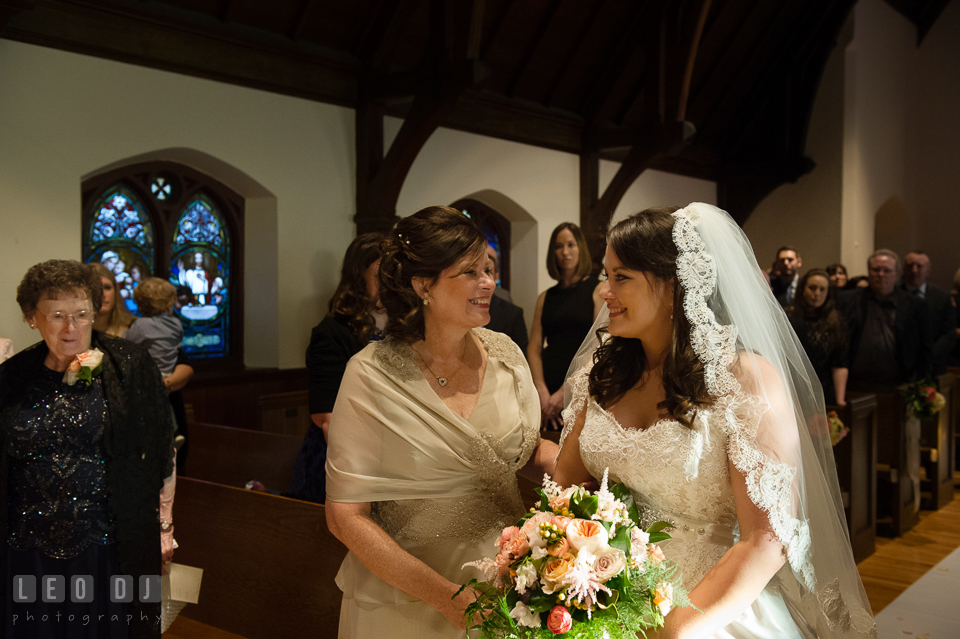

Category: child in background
[125, 278, 185, 447]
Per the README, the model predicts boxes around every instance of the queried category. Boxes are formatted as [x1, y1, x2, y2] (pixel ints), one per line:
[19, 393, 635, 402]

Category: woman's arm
[655, 461, 787, 638]
[311, 412, 333, 441]
[160, 450, 177, 576]
[551, 404, 594, 487]
[832, 367, 848, 406]
[325, 500, 477, 628]
[527, 292, 552, 412]
[518, 438, 559, 482]
[164, 363, 194, 394]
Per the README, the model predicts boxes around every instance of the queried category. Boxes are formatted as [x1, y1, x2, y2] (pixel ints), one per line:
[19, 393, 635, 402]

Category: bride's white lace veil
[562, 203, 875, 637]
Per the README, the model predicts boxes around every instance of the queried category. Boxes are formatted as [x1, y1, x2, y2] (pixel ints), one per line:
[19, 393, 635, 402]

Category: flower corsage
[64, 348, 104, 387]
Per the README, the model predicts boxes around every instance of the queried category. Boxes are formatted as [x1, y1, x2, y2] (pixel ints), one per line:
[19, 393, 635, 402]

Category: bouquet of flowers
[903, 378, 946, 419]
[458, 470, 690, 638]
[827, 410, 849, 446]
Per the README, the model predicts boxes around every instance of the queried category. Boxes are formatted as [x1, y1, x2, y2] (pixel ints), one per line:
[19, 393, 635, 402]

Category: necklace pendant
[438, 377, 448, 387]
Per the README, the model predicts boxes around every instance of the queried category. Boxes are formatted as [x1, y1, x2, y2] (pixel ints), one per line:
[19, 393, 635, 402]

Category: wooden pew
[827, 394, 877, 563]
[920, 372, 957, 510]
[185, 422, 302, 492]
[874, 391, 921, 537]
[173, 478, 346, 639]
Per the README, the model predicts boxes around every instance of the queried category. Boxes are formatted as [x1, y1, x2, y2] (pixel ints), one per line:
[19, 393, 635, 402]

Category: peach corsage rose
[566, 518, 609, 554]
[63, 348, 104, 387]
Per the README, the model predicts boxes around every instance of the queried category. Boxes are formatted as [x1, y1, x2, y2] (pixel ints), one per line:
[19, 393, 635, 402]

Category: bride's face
[600, 246, 673, 341]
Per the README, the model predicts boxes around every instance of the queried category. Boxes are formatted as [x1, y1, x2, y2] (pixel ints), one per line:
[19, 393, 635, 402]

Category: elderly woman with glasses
[0, 260, 175, 639]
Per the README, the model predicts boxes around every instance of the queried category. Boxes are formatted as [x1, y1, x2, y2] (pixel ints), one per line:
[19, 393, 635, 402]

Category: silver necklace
[414, 337, 467, 387]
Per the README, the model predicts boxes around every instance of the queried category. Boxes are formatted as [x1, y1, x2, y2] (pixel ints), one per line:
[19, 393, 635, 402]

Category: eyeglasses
[35, 308, 94, 327]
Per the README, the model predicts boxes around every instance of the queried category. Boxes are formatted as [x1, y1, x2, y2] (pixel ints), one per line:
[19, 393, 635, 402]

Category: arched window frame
[82, 161, 245, 369]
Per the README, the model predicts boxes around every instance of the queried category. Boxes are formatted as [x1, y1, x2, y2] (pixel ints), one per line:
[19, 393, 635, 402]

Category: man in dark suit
[837, 249, 931, 393]
[483, 243, 528, 355]
[902, 250, 957, 375]
[770, 245, 802, 307]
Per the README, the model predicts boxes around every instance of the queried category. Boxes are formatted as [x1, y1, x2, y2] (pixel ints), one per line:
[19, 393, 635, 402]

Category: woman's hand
[542, 388, 565, 430]
[161, 526, 175, 576]
[437, 584, 481, 630]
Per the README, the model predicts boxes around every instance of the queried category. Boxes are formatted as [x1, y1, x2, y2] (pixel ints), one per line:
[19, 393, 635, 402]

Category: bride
[553, 204, 876, 638]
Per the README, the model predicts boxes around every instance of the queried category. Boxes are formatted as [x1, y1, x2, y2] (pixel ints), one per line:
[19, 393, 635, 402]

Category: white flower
[514, 562, 538, 595]
[76, 348, 104, 369]
[593, 469, 628, 528]
[630, 528, 649, 566]
[566, 519, 609, 555]
[462, 558, 499, 584]
[509, 601, 541, 628]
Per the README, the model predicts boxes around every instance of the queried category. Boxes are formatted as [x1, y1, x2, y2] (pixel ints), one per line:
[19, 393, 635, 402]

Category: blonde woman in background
[91, 262, 134, 337]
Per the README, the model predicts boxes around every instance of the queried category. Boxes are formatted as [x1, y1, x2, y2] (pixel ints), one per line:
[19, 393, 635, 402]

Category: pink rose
[497, 526, 520, 551]
[520, 512, 552, 539]
[75, 348, 103, 369]
[495, 551, 513, 576]
[547, 537, 570, 557]
[549, 486, 577, 513]
[547, 606, 573, 634]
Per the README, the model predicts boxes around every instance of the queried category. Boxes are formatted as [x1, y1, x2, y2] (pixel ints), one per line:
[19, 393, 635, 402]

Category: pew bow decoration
[903, 379, 945, 419]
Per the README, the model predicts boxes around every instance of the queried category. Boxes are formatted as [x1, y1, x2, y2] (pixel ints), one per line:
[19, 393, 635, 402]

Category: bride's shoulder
[727, 351, 791, 408]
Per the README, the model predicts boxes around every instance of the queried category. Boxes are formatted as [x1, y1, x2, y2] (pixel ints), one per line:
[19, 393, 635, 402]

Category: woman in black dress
[528, 223, 602, 430]
[0, 260, 175, 639]
[286, 233, 385, 503]
[787, 268, 849, 406]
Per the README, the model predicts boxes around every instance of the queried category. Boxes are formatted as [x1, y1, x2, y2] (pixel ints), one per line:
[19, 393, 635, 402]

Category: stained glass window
[169, 194, 231, 358]
[83, 185, 154, 314]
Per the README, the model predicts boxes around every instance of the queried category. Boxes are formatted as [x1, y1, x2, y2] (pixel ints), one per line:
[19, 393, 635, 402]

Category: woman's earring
[423, 297, 429, 306]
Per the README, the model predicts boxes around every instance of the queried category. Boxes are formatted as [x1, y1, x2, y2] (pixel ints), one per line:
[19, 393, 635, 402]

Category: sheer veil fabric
[561, 203, 876, 637]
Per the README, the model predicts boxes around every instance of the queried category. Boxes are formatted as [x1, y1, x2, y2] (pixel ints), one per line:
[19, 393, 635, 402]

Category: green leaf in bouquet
[608, 524, 632, 555]
[535, 487, 552, 512]
[645, 521, 674, 534]
[648, 532, 672, 544]
[571, 489, 598, 519]
[526, 589, 555, 613]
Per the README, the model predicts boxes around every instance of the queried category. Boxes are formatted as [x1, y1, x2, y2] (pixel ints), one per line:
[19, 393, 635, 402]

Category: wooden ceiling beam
[542, 1, 604, 108]
[0, 0, 33, 35]
[479, 0, 514, 59]
[364, 0, 420, 71]
[504, 0, 562, 98]
[288, 0, 315, 41]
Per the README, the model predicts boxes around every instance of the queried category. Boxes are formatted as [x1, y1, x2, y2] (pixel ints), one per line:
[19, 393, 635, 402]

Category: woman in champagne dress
[325, 207, 557, 638]
[554, 204, 875, 638]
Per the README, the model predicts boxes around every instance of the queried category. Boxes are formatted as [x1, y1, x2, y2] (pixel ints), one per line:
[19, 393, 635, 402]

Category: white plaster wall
[744, 26, 846, 274]
[841, 0, 916, 271]
[908, 0, 960, 291]
[0, 40, 355, 368]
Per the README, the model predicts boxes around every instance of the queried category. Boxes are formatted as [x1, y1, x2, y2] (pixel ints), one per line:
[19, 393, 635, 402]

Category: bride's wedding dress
[564, 366, 803, 638]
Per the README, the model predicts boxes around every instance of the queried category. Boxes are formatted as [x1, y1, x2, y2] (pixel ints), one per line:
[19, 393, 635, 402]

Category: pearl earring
[423, 297, 429, 306]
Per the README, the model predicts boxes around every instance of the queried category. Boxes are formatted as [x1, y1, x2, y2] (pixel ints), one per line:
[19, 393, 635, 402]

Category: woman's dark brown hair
[547, 222, 593, 282]
[589, 207, 712, 428]
[17, 260, 104, 319]
[378, 206, 487, 343]
[328, 232, 386, 343]
[787, 269, 846, 346]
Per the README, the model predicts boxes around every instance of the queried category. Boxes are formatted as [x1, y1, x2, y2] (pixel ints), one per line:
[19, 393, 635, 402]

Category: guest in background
[483, 243, 528, 355]
[787, 269, 848, 405]
[125, 278, 183, 378]
[286, 232, 386, 504]
[0, 338, 12, 363]
[948, 267, 960, 367]
[901, 251, 957, 375]
[826, 263, 848, 289]
[0, 259, 175, 638]
[837, 249, 931, 393]
[528, 222, 602, 430]
[771, 245, 802, 307]
[91, 262, 135, 337]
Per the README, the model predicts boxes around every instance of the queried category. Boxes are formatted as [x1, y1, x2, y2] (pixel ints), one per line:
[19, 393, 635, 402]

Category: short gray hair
[868, 249, 901, 276]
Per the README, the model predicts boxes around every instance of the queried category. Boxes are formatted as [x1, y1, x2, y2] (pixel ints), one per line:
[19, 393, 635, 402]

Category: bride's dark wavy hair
[589, 207, 713, 428]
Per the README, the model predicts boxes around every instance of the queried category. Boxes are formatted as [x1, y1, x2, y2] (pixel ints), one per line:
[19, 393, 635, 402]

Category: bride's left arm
[653, 461, 786, 638]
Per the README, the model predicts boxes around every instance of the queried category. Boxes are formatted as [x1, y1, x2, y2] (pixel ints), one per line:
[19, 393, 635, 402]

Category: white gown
[563, 367, 805, 639]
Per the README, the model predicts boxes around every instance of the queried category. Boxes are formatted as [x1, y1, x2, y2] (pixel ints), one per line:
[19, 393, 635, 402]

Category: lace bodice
[565, 369, 737, 588]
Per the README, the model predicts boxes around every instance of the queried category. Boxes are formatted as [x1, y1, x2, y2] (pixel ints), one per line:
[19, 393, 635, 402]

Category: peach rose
[521, 511, 553, 540]
[495, 551, 513, 576]
[546, 605, 573, 634]
[549, 486, 577, 513]
[566, 519, 609, 554]
[653, 582, 674, 616]
[648, 544, 665, 564]
[67, 358, 82, 374]
[540, 552, 577, 594]
[76, 348, 103, 369]
[497, 526, 520, 551]
[547, 537, 570, 557]
[505, 531, 530, 558]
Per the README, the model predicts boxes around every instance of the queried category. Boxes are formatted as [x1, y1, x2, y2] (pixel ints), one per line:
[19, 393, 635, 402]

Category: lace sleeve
[558, 365, 591, 452]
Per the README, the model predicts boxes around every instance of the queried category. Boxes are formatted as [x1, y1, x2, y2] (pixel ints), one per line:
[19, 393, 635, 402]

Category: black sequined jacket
[0, 332, 174, 638]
